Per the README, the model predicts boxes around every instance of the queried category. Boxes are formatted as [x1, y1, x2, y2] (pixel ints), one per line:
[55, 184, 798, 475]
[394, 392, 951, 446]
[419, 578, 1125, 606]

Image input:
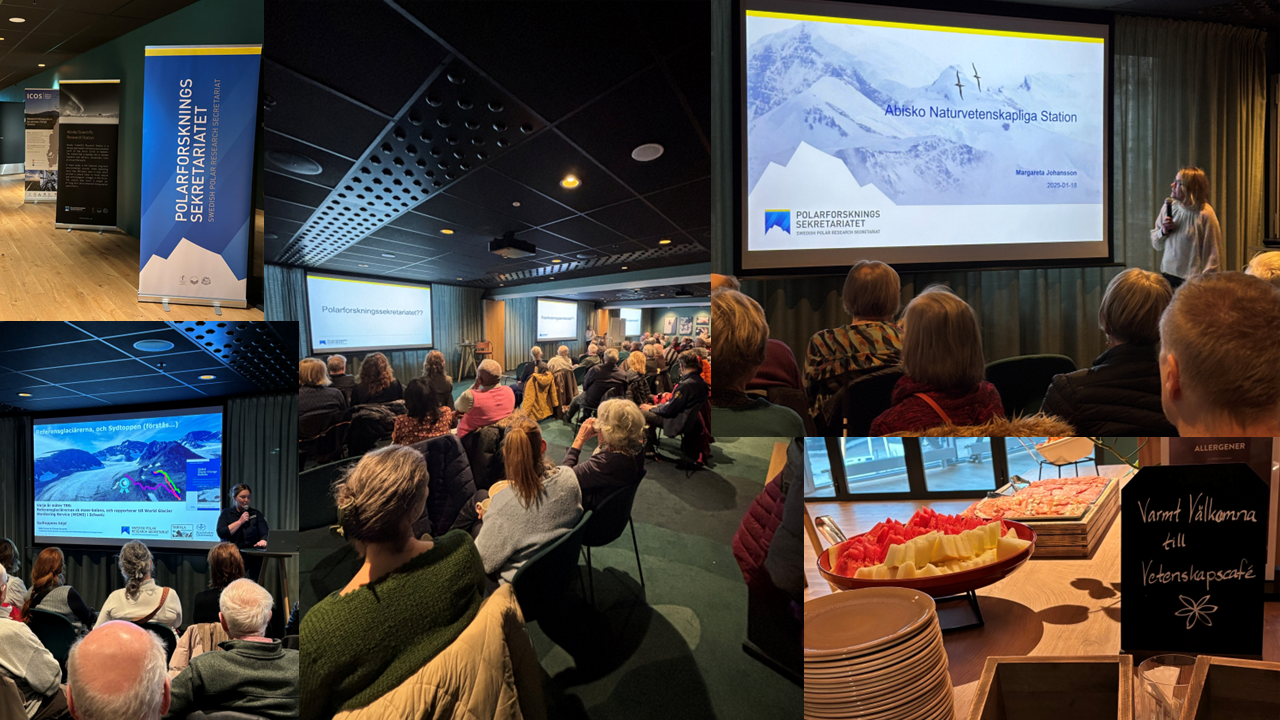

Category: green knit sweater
[299, 530, 486, 719]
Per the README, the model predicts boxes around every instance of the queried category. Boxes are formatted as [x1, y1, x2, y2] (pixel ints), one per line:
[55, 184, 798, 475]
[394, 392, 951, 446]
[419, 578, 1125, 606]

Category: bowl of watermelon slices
[817, 507, 1036, 597]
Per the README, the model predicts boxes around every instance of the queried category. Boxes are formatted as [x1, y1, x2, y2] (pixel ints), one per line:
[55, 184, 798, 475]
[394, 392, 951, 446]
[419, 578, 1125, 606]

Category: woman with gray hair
[547, 345, 574, 373]
[95, 540, 183, 633]
[562, 399, 647, 511]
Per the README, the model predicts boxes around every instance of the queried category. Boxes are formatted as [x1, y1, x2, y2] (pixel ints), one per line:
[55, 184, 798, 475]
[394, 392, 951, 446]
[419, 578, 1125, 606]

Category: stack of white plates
[804, 587, 954, 720]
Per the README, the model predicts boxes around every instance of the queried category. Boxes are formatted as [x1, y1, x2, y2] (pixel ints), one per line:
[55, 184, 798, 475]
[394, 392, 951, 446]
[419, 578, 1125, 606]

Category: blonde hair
[502, 416, 550, 509]
[1246, 252, 1280, 289]
[557, 345, 570, 357]
[901, 285, 985, 393]
[299, 358, 331, 387]
[842, 260, 901, 320]
[1177, 166, 1210, 210]
[627, 348, 647, 374]
[334, 445, 427, 549]
[595, 399, 645, 456]
[1099, 268, 1172, 345]
[422, 350, 446, 379]
[530, 346, 543, 360]
[1160, 272, 1280, 427]
[711, 288, 768, 388]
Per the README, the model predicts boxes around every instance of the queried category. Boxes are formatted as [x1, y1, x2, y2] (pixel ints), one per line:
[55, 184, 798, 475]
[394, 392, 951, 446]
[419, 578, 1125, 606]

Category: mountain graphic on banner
[139, 238, 246, 300]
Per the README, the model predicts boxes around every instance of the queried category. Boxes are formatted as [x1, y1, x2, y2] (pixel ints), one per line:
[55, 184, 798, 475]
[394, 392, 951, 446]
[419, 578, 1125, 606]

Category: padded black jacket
[1040, 343, 1179, 437]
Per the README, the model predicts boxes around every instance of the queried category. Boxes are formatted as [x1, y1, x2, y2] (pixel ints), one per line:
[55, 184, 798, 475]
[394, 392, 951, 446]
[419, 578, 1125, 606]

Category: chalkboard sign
[1122, 463, 1268, 657]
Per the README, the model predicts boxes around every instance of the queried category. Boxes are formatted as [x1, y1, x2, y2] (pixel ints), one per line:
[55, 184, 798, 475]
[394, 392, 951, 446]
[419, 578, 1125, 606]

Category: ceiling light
[560, 174, 580, 189]
[358, 264, 369, 267]
[197, 374, 216, 381]
[9, 18, 25, 23]
[133, 339, 175, 352]
[621, 266, 628, 270]
[266, 150, 322, 176]
[512, 201, 521, 207]
[631, 143, 664, 162]
[658, 238, 671, 245]
[37, 63, 44, 67]
[381, 253, 395, 258]
[17, 392, 31, 397]
[457, 277, 463, 280]
[441, 229, 454, 234]
[551, 259, 560, 263]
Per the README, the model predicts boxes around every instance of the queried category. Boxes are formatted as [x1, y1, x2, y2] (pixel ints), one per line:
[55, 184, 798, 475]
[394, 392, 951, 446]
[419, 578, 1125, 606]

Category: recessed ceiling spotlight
[551, 259, 561, 263]
[266, 150, 322, 175]
[17, 392, 31, 397]
[358, 264, 369, 267]
[512, 201, 521, 207]
[560, 174, 580, 189]
[457, 277, 463, 281]
[441, 228, 454, 234]
[37, 63, 44, 67]
[9, 18, 25, 23]
[133, 339, 175, 352]
[631, 143, 664, 162]
[197, 374, 217, 381]
[658, 238, 671, 245]
[621, 266, 629, 270]
[264, 232, 278, 240]
[382, 253, 396, 258]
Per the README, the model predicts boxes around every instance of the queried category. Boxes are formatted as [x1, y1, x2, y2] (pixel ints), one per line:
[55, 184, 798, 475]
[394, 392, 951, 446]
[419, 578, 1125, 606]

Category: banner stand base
[140, 294, 248, 310]
[55, 224, 122, 234]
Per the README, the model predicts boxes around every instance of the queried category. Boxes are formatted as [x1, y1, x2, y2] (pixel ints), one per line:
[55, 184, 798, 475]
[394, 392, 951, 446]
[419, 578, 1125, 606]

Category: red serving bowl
[817, 520, 1037, 598]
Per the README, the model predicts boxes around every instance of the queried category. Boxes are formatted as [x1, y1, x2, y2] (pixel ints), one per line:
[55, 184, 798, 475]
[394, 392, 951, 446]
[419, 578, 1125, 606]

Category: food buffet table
[803, 465, 1280, 718]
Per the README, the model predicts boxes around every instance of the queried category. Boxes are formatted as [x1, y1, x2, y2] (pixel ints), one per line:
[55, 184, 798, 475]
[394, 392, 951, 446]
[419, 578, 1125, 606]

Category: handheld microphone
[1165, 199, 1173, 222]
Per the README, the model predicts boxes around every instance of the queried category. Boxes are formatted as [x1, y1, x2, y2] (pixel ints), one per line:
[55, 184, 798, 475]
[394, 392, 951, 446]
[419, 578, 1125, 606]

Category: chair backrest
[281, 634, 300, 650]
[26, 608, 77, 662]
[514, 361, 531, 380]
[475, 340, 493, 354]
[299, 409, 349, 468]
[644, 372, 659, 395]
[573, 365, 588, 385]
[583, 484, 640, 548]
[985, 354, 1077, 419]
[299, 456, 362, 530]
[832, 365, 905, 437]
[618, 350, 630, 362]
[669, 363, 681, 382]
[0, 676, 28, 720]
[511, 510, 592, 622]
[138, 622, 177, 664]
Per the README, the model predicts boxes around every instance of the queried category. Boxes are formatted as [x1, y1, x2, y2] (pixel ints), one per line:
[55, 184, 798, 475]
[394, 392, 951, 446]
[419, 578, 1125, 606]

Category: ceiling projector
[490, 232, 536, 258]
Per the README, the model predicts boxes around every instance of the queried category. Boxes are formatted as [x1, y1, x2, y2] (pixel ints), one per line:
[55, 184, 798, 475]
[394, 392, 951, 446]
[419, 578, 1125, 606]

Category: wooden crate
[1178, 656, 1280, 720]
[1017, 476, 1121, 558]
[967, 655, 1133, 720]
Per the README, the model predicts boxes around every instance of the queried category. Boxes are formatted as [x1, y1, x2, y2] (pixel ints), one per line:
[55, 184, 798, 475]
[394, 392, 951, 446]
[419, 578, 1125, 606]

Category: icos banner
[24, 89, 58, 202]
[55, 80, 120, 230]
[139, 44, 262, 308]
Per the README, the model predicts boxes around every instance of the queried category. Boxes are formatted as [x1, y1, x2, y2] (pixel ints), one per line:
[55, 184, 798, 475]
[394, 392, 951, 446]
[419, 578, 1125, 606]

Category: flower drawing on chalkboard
[1175, 594, 1218, 629]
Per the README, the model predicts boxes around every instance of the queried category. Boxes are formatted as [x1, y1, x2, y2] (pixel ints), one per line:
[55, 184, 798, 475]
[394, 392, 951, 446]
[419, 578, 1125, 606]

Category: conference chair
[827, 365, 905, 437]
[581, 484, 644, 608]
[644, 372, 660, 396]
[573, 365, 588, 387]
[461, 423, 506, 491]
[510, 361, 531, 388]
[138, 622, 178, 664]
[298, 409, 349, 468]
[27, 609, 77, 669]
[299, 456, 361, 531]
[618, 350, 630, 362]
[475, 340, 493, 363]
[985, 354, 1077, 419]
[511, 511, 591, 623]
[668, 363, 681, 385]
[282, 635, 300, 650]
[0, 676, 28, 720]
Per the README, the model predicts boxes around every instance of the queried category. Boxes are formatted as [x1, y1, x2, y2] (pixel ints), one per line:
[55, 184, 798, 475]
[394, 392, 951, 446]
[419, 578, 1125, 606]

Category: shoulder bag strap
[136, 586, 170, 624]
[913, 392, 953, 426]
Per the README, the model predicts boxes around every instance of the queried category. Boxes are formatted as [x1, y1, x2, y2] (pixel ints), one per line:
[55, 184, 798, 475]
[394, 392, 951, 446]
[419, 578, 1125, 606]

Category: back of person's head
[596, 399, 645, 456]
[1099, 268, 1172, 346]
[327, 354, 347, 375]
[1159, 272, 1280, 428]
[0, 537, 17, 576]
[20, 546, 63, 618]
[299, 358, 330, 387]
[68, 621, 169, 720]
[627, 349, 647, 374]
[693, 337, 707, 348]
[335, 445, 428, 550]
[478, 358, 503, 385]
[0, 565, 7, 604]
[1246, 251, 1280, 289]
[901, 285, 985, 393]
[119, 541, 153, 602]
[502, 416, 548, 508]
[711, 288, 768, 390]
[604, 348, 620, 368]
[678, 349, 702, 373]
[219, 578, 273, 638]
[1178, 166, 1210, 209]
[404, 377, 441, 423]
[207, 542, 245, 590]
[557, 345, 570, 357]
[535, 361, 549, 374]
[422, 350, 447, 379]
[359, 352, 395, 395]
[843, 260, 901, 320]
[587, 343, 598, 356]
[530, 346, 543, 361]
[643, 344, 658, 359]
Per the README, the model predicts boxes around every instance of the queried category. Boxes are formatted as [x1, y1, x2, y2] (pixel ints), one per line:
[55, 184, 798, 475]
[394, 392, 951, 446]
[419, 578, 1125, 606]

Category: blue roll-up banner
[139, 45, 262, 309]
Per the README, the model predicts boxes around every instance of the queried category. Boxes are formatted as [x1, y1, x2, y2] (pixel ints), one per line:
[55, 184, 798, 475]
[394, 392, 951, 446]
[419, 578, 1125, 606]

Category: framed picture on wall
[677, 316, 694, 335]
[695, 315, 709, 327]
[663, 317, 676, 334]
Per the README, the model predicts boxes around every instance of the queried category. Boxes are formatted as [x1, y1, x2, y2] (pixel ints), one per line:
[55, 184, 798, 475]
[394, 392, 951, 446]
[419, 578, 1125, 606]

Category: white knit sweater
[1150, 199, 1223, 279]
[0, 619, 61, 718]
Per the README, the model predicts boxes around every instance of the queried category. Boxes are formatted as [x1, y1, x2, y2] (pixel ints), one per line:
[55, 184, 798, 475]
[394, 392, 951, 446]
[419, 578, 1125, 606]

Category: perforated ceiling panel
[169, 321, 297, 391]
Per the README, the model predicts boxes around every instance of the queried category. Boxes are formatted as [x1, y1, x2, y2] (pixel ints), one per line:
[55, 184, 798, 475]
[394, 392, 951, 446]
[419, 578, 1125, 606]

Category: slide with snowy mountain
[742, 4, 1109, 269]
[32, 408, 224, 550]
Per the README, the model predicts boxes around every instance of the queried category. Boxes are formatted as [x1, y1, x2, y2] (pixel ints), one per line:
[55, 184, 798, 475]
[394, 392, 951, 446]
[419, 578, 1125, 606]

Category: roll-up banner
[24, 89, 58, 202]
[139, 45, 262, 310]
[54, 80, 120, 231]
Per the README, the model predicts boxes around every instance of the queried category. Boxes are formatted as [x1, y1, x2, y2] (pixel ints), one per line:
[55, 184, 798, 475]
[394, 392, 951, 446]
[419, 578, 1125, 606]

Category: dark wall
[0, 101, 22, 166]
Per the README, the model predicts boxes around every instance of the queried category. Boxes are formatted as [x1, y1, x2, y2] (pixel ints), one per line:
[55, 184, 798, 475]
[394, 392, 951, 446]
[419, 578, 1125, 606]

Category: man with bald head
[67, 621, 168, 720]
[454, 358, 516, 438]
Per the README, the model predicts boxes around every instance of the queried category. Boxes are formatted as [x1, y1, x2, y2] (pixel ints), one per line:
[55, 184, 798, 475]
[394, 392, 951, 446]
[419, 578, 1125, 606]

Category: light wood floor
[0, 174, 265, 321]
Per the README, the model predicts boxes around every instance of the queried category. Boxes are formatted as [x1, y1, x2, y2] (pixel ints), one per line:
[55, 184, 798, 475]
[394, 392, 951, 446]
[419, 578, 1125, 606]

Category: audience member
[623, 347, 652, 405]
[455, 359, 516, 438]
[352, 352, 404, 405]
[568, 348, 627, 423]
[1, 536, 26, 608]
[299, 358, 346, 419]
[641, 350, 710, 466]
[709, 289, 806, 436]
[518, 347, 543, 387]
[804, 260, 905, 422]
[1159, 272, 1280, 435]
[0, 593, 68, 719]
[547, 345, 574, 373]
[1245, 251, 1280, 288]
[520, 361, 557, 421]
[394, 378, 455, 444]
[0, 565, 19, 620]
[1150, 166, 1222, 290]
[565, 401, 647, 511]
[474, 417, 583, 583]
[326, 355, 356, 405]
[21, 547, 94, 637]
[192, 542, 245, 625]
[67, 621, 169, 720]
[870, 286, 1004, 434]
[749, 340, 804, 392]
[301, 445, 485, 719]
[580, 343, 601, 370]
[165, 579, 298, 720]
[420, 350, 455, 410]
[1041, 269, 1177, 436]
[95, 541, 182, 633]
[664, 338, 681, 367]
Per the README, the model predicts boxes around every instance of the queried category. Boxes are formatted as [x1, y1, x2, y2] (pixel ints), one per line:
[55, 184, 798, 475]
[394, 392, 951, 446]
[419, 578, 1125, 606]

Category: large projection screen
[537, 299, 579, 342]
[740, 0, 1110, 272]
[620, 308, 642, 337]
[306, 272, 433, 353]
[32, 407, 225, 551]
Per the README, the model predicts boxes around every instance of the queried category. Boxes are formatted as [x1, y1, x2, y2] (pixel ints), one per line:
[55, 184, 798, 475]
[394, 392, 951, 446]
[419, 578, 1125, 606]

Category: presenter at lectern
[217, 483, 269, 579]
[1150, 166, 1223, 291]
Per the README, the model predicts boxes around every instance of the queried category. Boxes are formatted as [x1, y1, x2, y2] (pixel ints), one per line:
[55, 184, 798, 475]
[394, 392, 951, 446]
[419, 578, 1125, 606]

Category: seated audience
[870, 286, 1004, 434]
[301, 445, 485, 719]
[299, 357, 347, 419]
[394, 378, 455, 445]
[520, 362, 557, 421]
[664, 339, 681, 367]
[0, 565, 19, 620]
[804, 260, 905, 422]
[641, 350, 711, 466]
[568, 348, 628, 422]
[709, 289, 806, 436]
[566, 401, 647, 511]
[644, 343, 663, 374]
[327, 354, 356, 405]
[514, 346, 543, 404]
[579, 344, 601, 370]
[474, 417, 583, 583]
[420, 350, 455, 410]
[1158, 272, 1280, 435]
[455, 359, 516, 438]
[1, 590, 68, 719]
[67, 621, 169, 720]
[1041, 269, 1178, 436]
[623, 347, 652, 405]
[95, 541, 182, 633]
[1, 537, 26, 608]
[749, 340, 803, 392]
[352, 352, 404, 405]
[165, 579, 298, 720]
[1245, 251, 1280, 288]
[192, 542, 245, 626]
[167, 620, 229, 680]
[547, 345, 574, 373]
[22, 547, 94, 637]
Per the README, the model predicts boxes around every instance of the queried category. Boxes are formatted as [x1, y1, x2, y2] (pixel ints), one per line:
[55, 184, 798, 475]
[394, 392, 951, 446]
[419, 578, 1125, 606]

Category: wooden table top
[803, 465, 1280, 718]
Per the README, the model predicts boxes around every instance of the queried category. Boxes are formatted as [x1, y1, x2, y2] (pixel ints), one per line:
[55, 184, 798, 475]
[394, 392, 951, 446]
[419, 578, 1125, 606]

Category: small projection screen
[306, 272, 433, 353]
[537, 299, 579, 342]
